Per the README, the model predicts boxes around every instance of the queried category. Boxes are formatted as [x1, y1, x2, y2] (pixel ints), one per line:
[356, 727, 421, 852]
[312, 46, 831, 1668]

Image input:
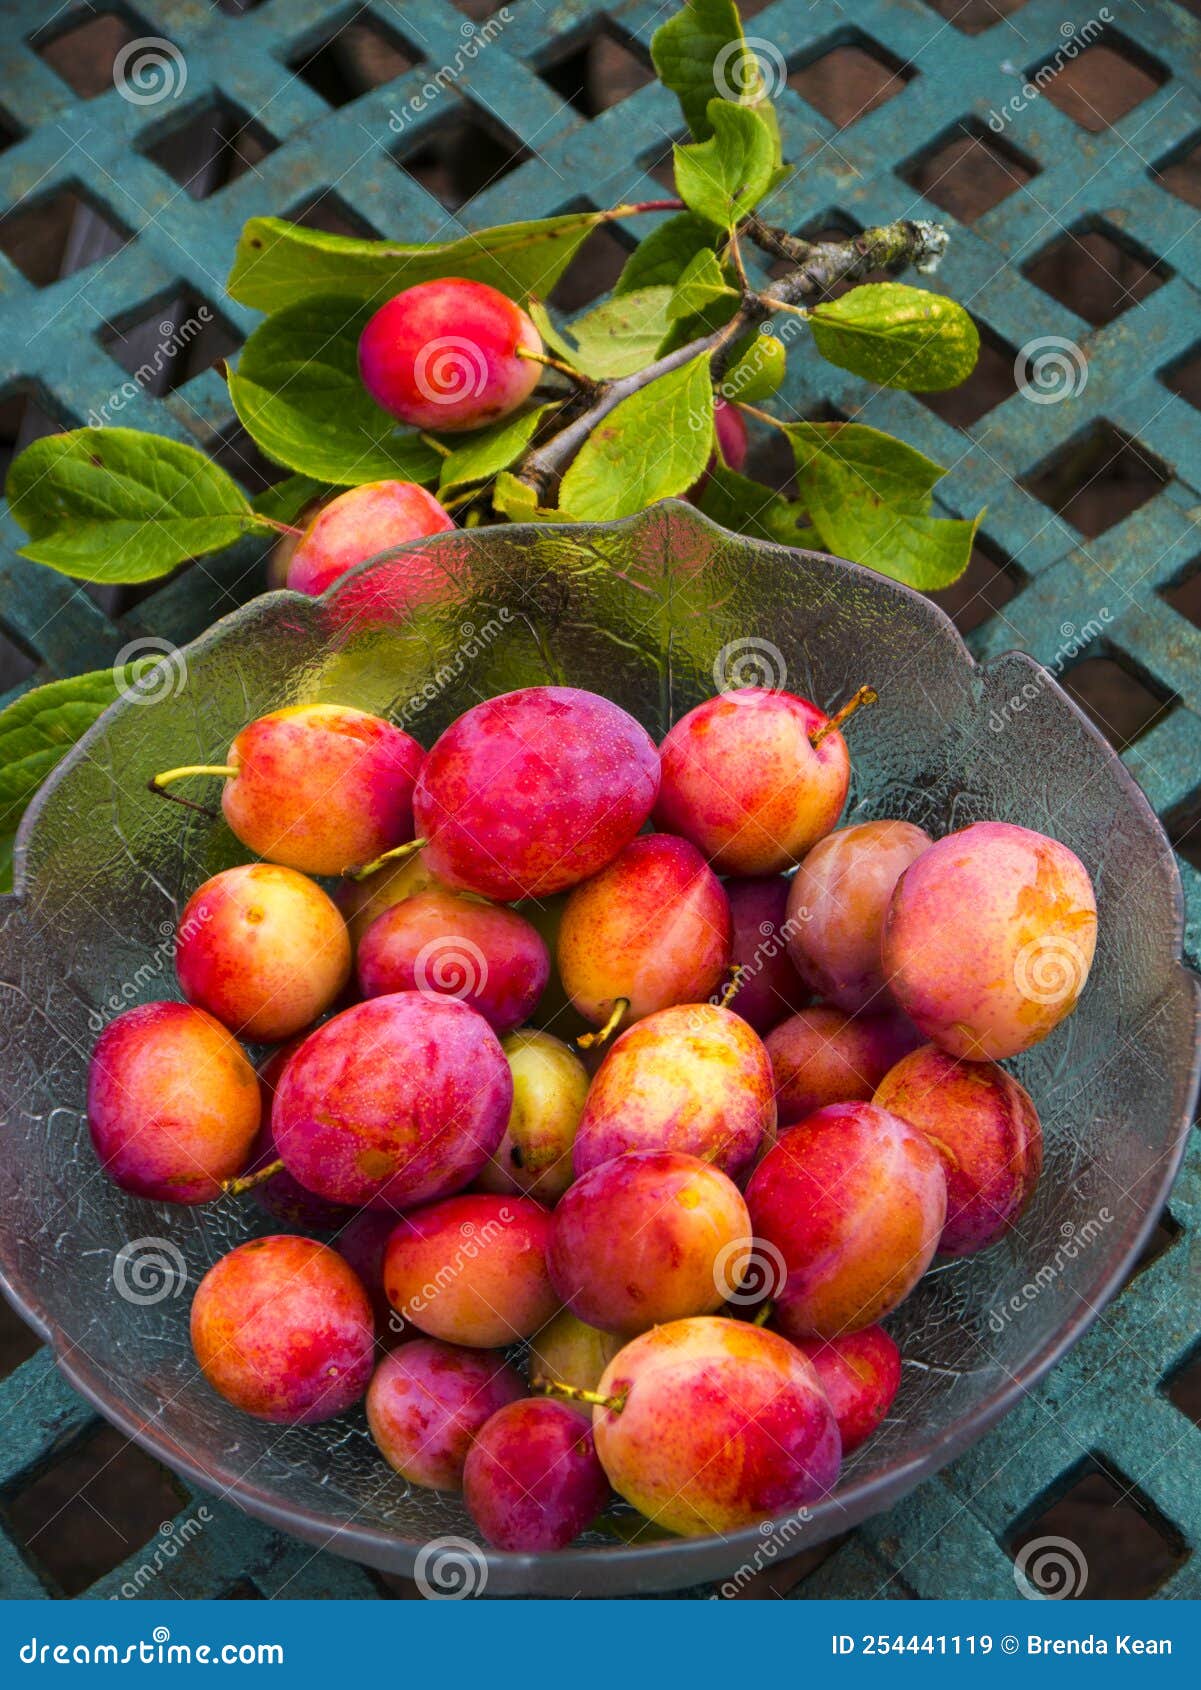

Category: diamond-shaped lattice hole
[3, 1424, 188, 1597]
[549, 221, 635, 313]
[0, 186, 131, 289]
[900, 121, 1036, 222]
[99, 295, 241, 395]
[1024, 224, 1167, 326]
[0, 1284, 42, 1374]
[220, 1578, 265, 1598]
[920, 324, 1018, 429]
[1060, 656, 1174, 752]
[932, 536, 1023, 636]
[289, 15, 423, 108]
[540, 25, 655, 117]
[0, 108, 23, 151]
[30, 10, 140, 100]
[1160, 557, 1201, 631]
[1153, 135, 1201, 209]
[0, 383, 75, 479]
[638, 135, 686, 196]
[396, 112, 529, 213]
[1164, 1342, 1201, 1428]
[1034, 34, 1167, 134]
[211, 425, 280, 497]
[921, 0, 1030, 33]
[789, 37, 915, 128]
[1160, 345, 1201, 411]
[1124, 1205, 1183, 1286]
[286, 192, 379, 239]
[1008, 1459, 1187, 1599]
[142, 99, 277, 199]
[1166, 794, 1201, 873]
[1022, 421, 1169, 538]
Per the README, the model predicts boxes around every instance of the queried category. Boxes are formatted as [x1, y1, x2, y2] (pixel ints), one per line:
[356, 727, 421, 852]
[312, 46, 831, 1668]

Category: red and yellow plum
[557, 835, 732, 1030]
[787, 820, 932, 1013]
[190, 1236, 375, 1423]
[383, 1192, 557, 1347]
[874, 1043, 1043, 1256]
[207, 704, 424, 877]
[285, 480, 453, 597]
[882, 821, 1097, 1060]
[464, 1399, 610, 1550]
[654, 689, 850, 875]
[548, 1151, 751, 1336]
[572, 1003, 774, 1183]
[592, 1317, 841, 1536]
[414, 687, 660, 900]
[87, 1001, 259, 1204]
[765, 1005, 921, 1127]
[272, 993, 511, 1209]
[356, 888, 549, 1034]
[789, 1326, 902, 1455]
[176, 863, 350, 1042]
[358, 278, 542, 432]
[747, 1103, 947, 1337]
[366, 1338, 525, 1490]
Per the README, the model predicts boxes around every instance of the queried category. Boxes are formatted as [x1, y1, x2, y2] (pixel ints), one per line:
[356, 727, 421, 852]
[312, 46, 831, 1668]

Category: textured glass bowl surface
[0, 503, 1196, 1596]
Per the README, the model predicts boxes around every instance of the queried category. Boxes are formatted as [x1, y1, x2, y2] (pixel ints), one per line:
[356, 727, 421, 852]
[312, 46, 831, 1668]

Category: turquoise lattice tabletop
[1, 0, 1200, 1600]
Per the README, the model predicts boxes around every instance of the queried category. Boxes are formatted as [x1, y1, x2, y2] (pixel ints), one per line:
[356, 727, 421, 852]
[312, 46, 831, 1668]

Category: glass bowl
[0, 503, 1196, 1597]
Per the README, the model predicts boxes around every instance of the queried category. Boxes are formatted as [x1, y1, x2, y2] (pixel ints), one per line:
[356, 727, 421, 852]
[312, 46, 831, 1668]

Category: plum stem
[222, 1159, 284, 1197]
[716, 964, 748, 1009]
[532, 1374, 627, 1414]
[516, 346, 594, 390]
[346, 837, 428, 882]
[751, 1302, 773, 1327]
[576, 997, 629, 1051]
[809, 685, 877, 748]
[147, 765, 234, 819]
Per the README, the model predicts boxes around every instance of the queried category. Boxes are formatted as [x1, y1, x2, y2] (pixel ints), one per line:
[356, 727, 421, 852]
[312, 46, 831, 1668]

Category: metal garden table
[0, 0, 1199, 1600]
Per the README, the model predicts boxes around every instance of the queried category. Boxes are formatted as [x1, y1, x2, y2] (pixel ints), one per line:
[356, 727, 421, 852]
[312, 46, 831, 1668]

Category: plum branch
[514, 215, 951, 500]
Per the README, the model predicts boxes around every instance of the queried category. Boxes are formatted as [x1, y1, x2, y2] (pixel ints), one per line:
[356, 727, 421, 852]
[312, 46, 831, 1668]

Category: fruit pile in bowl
[0, 505, 1194, 1595]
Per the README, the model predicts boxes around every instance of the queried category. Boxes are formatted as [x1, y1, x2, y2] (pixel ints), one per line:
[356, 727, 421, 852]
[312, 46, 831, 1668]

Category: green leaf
[439, 406, 554, 493]
[5, 429, 262, 584]
[720, 328, 787, 402]
[674, 101, 776, 230]
[493, 471, 565, 524]
[651, 0, 781, 159]
[544, 290, 675, 380]
[667, 249, 739, 322]
[808, 284, 980, 392]
[227, 296, 442, 486]
[227, 212, 610, 314]
[0, 662, 160, 850]
[252, 474, 333, 526]
[559, 353, 714, 521]
[782, 421, 981, 590]
[697, 464, 818, 547]
[614, 213, 719, 296]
